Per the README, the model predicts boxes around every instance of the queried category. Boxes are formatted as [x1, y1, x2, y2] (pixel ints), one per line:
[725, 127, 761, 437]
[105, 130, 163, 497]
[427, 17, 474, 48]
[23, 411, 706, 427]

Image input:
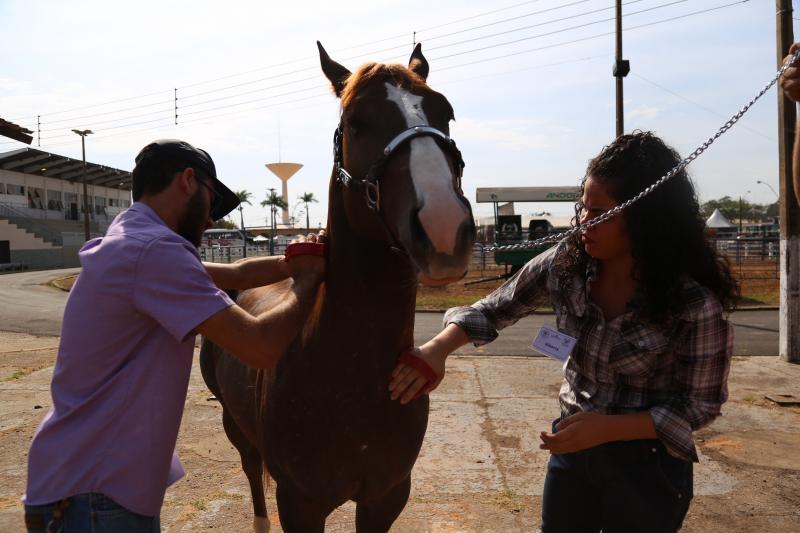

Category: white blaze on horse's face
[385, 82, 468, 257]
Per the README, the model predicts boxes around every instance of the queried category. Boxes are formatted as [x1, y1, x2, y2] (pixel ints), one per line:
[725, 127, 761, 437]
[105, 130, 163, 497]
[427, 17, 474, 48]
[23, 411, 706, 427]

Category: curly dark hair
[563, 131, 738, 321]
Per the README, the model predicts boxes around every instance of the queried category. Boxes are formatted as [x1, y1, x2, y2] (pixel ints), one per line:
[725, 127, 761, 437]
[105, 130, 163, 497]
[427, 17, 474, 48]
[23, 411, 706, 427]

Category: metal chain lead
[484, 50, 800, 253]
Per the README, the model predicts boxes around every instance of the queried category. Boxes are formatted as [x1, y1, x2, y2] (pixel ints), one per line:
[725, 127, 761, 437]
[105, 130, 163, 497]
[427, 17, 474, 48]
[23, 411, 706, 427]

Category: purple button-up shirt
[25, 202, 234, 516]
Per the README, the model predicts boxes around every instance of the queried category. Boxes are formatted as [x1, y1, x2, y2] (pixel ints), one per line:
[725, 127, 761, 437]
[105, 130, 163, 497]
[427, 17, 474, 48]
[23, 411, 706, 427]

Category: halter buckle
[364, 180, 380, 211]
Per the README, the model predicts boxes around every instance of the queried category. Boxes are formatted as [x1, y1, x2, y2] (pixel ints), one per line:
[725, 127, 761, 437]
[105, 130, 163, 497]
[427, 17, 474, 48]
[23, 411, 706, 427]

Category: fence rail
[200, 237, 780, 281]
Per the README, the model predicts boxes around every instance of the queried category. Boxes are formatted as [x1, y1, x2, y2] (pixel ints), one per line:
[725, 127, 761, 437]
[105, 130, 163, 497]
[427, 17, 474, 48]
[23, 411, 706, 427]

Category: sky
[0, 0, 795, 229]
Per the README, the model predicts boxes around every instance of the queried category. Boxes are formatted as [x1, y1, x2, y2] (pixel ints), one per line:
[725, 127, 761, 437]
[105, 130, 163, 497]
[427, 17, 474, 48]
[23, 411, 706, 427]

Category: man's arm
[204, 231, 326, 290]
[204, 255, 290, 290]
[197, 258, 323, 369]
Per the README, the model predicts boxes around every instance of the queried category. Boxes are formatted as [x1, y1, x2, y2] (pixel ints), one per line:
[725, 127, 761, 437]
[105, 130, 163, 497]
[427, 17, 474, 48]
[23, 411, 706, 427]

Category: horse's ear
[317, 41, 351, 97]
[408, 43, 429, 81]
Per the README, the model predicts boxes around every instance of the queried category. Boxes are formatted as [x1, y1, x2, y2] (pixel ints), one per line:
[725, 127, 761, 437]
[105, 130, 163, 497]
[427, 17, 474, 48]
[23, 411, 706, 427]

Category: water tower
[265, 162, 303, 225]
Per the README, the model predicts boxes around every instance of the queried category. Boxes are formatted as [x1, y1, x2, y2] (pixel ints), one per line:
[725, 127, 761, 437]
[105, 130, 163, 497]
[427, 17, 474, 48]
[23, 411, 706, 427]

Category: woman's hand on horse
[389, 346, 445, 404]
[781, 43, 800, 102]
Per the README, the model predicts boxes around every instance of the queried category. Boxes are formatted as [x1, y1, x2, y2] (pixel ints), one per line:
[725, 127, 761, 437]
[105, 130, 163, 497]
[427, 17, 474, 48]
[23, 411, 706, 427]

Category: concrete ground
[1, 329, 798, 532]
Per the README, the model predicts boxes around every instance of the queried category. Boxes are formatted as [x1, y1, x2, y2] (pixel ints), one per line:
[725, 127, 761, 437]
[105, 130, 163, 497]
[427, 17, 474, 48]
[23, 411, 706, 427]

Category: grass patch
[2, 368, 32, 381]
[190, 499, 207, 511]
[415, 293, 479, 310]
[738, 291, 779, 306]
[50, 275, 77, 292]
[490, 488, 523, 512]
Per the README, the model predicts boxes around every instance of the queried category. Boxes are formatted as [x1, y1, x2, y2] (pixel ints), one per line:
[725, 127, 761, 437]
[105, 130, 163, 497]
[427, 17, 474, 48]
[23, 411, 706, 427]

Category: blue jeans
[542, 422, 693, 533]
[24, 493, 159, 533]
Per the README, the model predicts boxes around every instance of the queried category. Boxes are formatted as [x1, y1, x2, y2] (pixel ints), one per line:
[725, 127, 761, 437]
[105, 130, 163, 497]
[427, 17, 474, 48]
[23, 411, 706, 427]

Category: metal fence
[200, 237, 780, 281]
[199, 243, 288, 263]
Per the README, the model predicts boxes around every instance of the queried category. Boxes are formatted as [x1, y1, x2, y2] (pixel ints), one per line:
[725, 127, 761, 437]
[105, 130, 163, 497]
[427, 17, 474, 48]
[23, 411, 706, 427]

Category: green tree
[210, 218, 237, 230]
[298, 192, 319, 231]
[261, 189, 287, 254]
[235, 190, 253, 232]
[701, 196, 773, 225]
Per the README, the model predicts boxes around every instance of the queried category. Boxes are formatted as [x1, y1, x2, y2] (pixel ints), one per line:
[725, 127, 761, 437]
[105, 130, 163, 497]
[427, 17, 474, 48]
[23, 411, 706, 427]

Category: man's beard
[177, 188, 208, 247]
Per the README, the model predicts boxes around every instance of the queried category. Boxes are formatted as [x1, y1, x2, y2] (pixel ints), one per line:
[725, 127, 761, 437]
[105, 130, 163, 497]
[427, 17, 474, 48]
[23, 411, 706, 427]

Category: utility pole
[738, 195, 744, 233]
[269, 187, 276, 256]
[613, 0, 630, 138]
[777, 0, 800, 363]
[71, 129, 93, 242]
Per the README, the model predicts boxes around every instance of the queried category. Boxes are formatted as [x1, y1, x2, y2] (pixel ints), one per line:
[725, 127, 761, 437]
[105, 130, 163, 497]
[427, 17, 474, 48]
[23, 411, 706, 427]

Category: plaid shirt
[445, 242, 732, 462]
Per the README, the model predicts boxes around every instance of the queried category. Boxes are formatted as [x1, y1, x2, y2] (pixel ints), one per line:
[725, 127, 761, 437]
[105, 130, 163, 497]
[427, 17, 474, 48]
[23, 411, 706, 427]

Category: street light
[71, 129, 93, 241]
[756, 180, 779, 199]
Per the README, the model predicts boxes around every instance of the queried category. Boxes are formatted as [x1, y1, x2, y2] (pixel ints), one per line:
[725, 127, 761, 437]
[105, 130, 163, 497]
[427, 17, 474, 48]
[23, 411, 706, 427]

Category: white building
[0, 147, 132, 269]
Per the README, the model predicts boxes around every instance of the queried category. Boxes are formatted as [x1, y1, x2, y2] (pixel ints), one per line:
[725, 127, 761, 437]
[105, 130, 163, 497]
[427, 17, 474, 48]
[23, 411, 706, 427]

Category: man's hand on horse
[283, 230, 327, 283]
[781, 43, 800, 102]
[389, 346, 445, 404]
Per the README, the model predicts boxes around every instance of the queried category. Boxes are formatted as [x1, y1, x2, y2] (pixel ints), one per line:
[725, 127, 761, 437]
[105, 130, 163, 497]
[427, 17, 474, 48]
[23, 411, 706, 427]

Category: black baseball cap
[134, 139, 240, 221]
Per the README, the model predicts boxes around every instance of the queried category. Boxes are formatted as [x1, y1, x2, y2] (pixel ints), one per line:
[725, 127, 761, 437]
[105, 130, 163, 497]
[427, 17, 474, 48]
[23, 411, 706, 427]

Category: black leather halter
[333, 124, 465, 213]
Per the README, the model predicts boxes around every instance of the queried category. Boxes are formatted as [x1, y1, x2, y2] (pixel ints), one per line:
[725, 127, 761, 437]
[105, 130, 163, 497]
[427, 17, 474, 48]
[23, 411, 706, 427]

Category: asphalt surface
[415, 309, 780, 357]
[0, 268, 780, 355]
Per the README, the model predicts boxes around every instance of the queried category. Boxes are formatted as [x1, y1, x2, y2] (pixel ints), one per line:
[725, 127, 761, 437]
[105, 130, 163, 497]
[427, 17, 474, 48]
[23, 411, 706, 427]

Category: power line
[9, 89, 171, 122]
[41, 98, 173, 126]
[26, 1, 750, 145]
[415, 0, 547, 33]
[631, 72, 774, 141]
[4, 0, 621, 121]
[433, 1, 749, 69]
[430, 0, 688, 60]
[422, 0, 593, 43]
[39, 106, 175, 134]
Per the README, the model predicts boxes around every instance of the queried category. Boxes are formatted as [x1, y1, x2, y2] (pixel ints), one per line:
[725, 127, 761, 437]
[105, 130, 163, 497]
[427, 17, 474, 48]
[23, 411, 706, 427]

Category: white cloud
[627, 105, 660, 120]
[452, 117, 552, 151]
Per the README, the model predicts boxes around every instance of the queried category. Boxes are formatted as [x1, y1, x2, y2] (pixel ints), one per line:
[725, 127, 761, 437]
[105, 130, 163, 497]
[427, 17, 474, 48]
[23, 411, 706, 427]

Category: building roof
[0, 118, 33, 144]
[0, 147, 131, 190]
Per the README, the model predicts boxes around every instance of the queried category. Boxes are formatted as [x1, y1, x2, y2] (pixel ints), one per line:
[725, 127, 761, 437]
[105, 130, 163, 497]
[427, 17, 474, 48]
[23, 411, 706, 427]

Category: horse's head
[318, 42, 476, 286]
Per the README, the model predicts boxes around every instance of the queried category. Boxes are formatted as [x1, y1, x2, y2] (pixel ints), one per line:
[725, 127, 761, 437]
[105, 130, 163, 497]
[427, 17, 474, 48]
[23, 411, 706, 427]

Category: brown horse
[200, 42, 475, 532]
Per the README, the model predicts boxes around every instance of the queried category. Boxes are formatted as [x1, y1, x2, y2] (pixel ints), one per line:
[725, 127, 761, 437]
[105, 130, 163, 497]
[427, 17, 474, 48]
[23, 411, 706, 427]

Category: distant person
[390, 131, 738, 532]
[23, 139, 325, 532]
[780, 42, 800, 205]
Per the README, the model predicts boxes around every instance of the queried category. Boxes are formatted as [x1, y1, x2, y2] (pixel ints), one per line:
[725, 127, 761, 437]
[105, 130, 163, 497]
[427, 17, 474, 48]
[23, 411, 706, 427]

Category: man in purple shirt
[23, 139, 325, 532]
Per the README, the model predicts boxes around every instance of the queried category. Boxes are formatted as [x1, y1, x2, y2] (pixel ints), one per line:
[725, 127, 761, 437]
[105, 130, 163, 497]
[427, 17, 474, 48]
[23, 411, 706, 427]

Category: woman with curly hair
[390, 131, 738, 532]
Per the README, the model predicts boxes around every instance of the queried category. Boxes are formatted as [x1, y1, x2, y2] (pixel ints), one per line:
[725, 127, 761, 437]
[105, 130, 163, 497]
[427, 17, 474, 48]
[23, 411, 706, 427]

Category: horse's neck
[320, 187, 418, 342]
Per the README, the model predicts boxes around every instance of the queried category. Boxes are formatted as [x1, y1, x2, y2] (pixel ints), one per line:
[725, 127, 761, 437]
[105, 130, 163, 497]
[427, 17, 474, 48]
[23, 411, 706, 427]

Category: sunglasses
[195, 175, 222, 214]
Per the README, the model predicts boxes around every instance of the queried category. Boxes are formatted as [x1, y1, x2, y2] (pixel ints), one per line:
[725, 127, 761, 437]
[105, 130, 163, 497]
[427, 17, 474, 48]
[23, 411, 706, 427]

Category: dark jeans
[24, 493, 159, 533]
[542, 423, 693, 533]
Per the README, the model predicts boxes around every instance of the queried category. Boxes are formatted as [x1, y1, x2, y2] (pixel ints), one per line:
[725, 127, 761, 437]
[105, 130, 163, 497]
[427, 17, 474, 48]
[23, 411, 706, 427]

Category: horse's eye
[347, 117, 366, 136]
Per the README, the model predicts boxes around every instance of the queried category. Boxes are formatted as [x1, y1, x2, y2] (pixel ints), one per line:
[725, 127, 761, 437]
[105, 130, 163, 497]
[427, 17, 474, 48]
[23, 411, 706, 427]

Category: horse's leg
[355, 476, 411, 533]
[222, 411, 269, 533]
[274, 481, 334, 533]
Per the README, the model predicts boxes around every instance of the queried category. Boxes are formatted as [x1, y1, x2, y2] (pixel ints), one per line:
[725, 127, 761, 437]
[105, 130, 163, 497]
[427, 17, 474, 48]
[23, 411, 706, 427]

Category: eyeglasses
[195, 175, 222, 214]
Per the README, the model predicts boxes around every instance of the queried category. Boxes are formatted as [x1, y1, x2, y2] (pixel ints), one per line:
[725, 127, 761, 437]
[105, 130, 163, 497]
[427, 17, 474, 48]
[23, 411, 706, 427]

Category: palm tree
[298, 192, 318, 231]
[261, 189, 287, 255]
[235, 190, 253, 257]
[235, 190, 253, 231]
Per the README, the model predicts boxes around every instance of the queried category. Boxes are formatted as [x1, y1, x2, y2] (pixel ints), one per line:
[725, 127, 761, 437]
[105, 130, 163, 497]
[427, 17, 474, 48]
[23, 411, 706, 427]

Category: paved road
[416, 310, 779, 357]
[0, 268, 78, 336]
[0, 268, 780, 355]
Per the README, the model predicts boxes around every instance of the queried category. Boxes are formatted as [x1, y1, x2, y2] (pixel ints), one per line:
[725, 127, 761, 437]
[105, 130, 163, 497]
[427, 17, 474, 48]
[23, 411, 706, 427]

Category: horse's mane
[341, 62, 430, 108]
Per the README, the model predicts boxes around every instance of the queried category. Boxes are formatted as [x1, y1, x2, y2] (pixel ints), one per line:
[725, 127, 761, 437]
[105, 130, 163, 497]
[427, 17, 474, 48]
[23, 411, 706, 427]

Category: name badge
[532, 325, 576, 362]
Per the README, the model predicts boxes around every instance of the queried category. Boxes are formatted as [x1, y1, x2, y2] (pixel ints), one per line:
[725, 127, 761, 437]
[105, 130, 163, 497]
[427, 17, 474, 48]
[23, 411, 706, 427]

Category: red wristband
[284, 242, 326, 262]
